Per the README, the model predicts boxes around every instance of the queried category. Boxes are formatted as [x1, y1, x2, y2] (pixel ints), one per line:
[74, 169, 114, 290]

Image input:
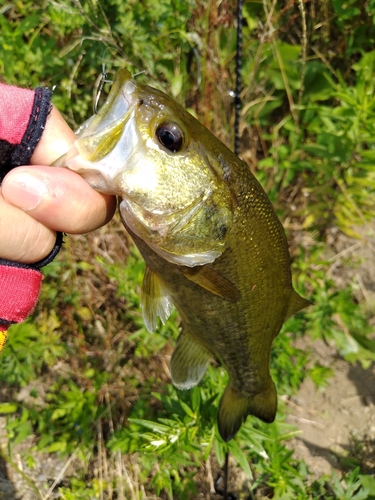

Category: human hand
[0, 105, 117, 263]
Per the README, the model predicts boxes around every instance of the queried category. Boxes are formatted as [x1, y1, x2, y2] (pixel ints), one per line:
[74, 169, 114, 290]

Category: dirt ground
[284, 223, 375, 479]
[286, 339, 375, 478]
[281, 221, 375, 483]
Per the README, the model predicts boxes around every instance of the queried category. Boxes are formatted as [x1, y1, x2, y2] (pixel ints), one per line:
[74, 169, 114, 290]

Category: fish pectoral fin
[140, 266, 174, 333]
[182, 266, 240, 302]
[170, 332, 212, 389]
[218, 381, 277, 442]
[285, 290, 311, 320]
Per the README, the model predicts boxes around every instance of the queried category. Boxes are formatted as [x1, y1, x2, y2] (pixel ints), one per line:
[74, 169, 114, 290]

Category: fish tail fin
[218, 380, 277, 442]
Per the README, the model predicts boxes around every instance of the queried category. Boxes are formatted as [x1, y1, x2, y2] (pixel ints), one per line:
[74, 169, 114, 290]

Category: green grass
[1, 0, 375, 498]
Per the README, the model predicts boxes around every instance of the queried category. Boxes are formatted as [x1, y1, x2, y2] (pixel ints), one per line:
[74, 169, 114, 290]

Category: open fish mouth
[75, 68, 136, 151]
[54, 69, 139, 195]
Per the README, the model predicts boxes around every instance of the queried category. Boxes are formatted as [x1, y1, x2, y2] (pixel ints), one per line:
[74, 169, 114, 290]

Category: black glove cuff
[0, 231, 63, 270]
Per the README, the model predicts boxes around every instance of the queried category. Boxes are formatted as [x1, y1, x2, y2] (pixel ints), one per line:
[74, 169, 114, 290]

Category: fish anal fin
[182, 266, 240, 302]
[285, 290, 311, 320]
[218, 380, 277, 442]
[170, 332, 212, 389]
[141, 266, 174, 333]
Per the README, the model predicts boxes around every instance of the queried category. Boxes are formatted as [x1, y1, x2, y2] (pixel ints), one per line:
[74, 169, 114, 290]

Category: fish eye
[155, 122, 184, 153]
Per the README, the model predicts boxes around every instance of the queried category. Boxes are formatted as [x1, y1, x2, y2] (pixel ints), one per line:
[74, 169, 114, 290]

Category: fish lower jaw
[78, 170, 123, 195]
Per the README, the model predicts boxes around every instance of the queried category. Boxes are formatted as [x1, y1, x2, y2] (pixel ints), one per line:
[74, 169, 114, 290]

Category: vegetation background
[1, 0, 375, 498]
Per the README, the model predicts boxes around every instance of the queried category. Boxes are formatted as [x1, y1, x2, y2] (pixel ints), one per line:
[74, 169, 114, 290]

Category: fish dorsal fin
[182, 266, 240, 302]
[170, 331, 212, 389]
[285, 290, 311, 320]
[140, 266, 174, 333]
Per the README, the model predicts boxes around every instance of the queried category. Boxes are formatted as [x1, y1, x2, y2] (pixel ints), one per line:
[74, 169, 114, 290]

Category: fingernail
[3, 171, 49, 211]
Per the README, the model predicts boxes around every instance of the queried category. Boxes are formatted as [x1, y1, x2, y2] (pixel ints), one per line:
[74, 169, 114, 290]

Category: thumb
[2, 166, 116, 234]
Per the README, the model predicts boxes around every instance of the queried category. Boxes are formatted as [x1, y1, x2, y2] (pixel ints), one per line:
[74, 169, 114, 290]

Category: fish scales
[57, 68, 310, 441]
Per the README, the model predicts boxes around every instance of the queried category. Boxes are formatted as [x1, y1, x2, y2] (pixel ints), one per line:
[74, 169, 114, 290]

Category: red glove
[0, 83, 62, 350]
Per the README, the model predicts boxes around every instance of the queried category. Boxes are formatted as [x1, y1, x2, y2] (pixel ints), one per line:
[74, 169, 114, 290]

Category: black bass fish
[57, 68, 309, 441]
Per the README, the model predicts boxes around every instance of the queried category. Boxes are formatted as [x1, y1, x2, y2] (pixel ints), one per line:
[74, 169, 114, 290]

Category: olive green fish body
[126, 150, 301, 441]
[57, 68, 309, 441]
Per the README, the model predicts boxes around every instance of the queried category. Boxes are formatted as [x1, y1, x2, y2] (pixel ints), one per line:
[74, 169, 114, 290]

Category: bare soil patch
[287, 339, 375, 478]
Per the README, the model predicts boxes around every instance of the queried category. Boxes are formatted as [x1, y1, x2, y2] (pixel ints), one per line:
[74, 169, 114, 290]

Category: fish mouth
[55, 69, 140, 194]
[76, 68, 136, 147]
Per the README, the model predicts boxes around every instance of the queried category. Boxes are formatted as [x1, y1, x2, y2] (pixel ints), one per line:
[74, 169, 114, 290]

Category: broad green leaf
[0, 402, 18, 414]
[214, 436, 227, 467]
[47, 441, 67, 453]
[229, 440, 253, 478]
[360, 474, 375, 495]
[129, 418, 171, 434]
[179, 400, 196, 419]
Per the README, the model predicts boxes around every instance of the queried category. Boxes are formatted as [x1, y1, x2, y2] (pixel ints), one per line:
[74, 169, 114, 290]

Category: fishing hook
[93, 58, 146, 114]
[93, 61, 113, 114]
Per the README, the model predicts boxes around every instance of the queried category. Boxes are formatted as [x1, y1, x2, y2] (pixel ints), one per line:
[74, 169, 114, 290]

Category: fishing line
[234, 0, 243, 156]
[222, 1, 243, 498]
[224, 450, 229, 499]
[132, 70, 147, 78]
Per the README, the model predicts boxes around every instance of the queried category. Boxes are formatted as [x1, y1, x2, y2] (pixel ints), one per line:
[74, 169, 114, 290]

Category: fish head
[57, 68, 235, 267]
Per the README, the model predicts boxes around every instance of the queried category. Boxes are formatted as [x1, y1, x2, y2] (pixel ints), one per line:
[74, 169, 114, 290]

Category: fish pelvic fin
[285, 290, 311, 320]
[218, 380, 277, 442]
[170, 331, 212, 389]
[141, 266, 174, 333]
